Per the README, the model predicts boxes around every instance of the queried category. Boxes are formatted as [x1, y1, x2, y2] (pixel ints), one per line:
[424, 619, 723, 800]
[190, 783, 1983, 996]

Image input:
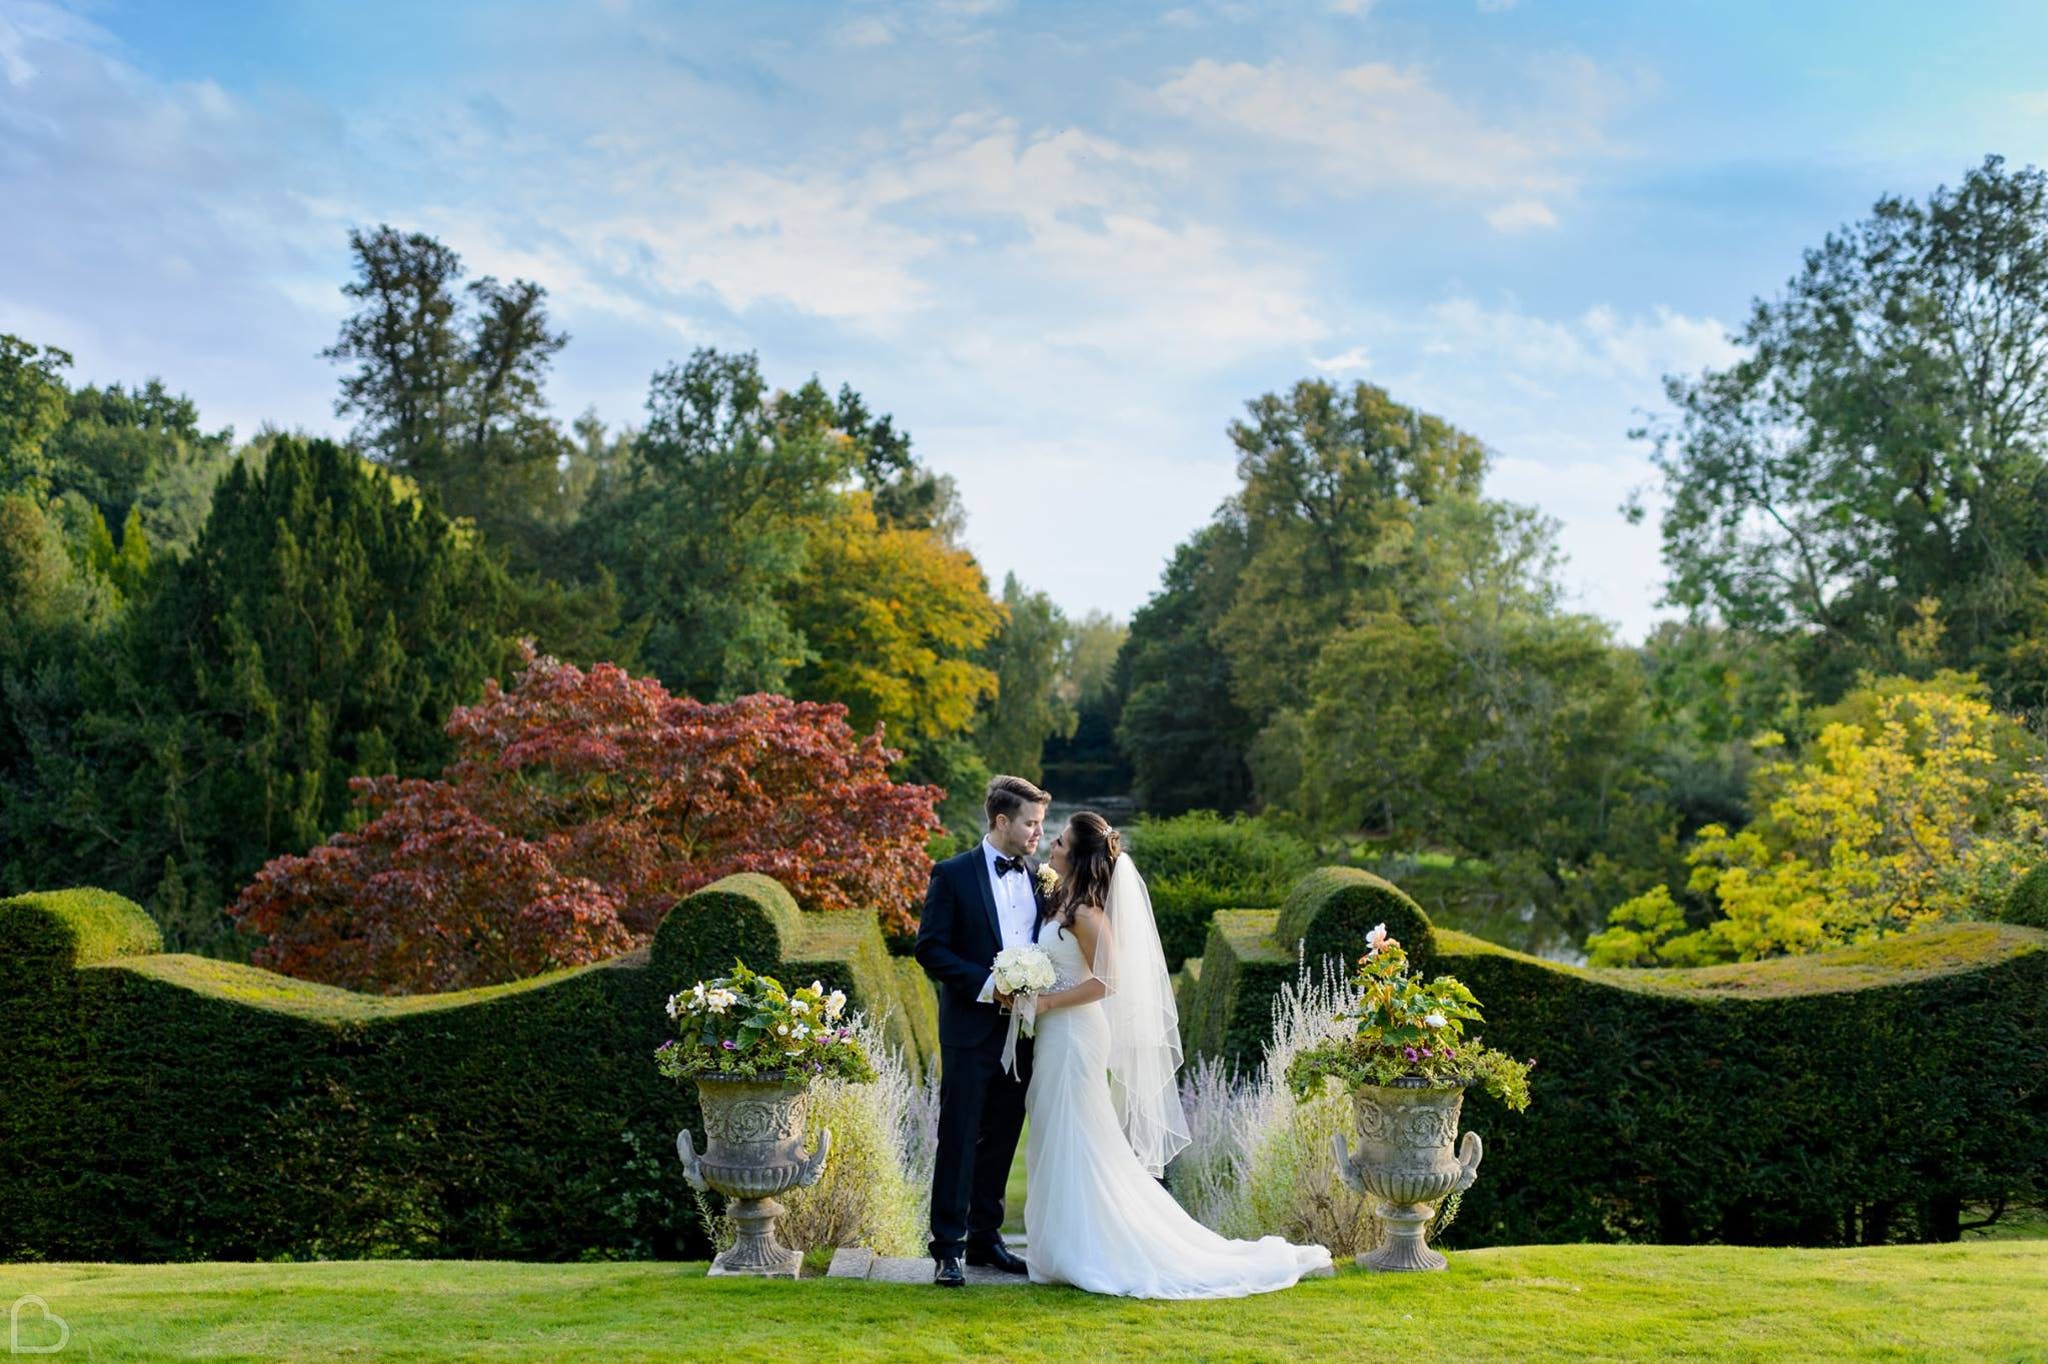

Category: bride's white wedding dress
[1023, 919, 1333, 1298]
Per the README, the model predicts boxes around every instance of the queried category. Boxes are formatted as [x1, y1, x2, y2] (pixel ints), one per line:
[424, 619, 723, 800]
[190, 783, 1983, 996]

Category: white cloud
[839, 16, 895, 47]
[1311, 345, 1371, 372]
[0, 15, 34, 86]
[1349, 296, 1739, 639]
[573, 170, 940, 332]
[1487, 198, 1558, 233]
[1155, 54, 1643, 213]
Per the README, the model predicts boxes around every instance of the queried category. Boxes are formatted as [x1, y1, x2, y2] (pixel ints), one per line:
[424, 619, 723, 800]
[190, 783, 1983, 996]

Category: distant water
[1044, 793, 1138, 834]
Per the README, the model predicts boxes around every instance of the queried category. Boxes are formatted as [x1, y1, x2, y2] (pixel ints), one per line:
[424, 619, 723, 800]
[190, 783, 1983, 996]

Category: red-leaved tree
[232, 647, 943, 992]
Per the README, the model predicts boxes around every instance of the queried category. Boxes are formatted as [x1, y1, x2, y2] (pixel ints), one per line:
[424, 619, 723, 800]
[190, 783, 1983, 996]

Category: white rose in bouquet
[991, 943, 1058, 1077]
[992, 944, 1057, 1003]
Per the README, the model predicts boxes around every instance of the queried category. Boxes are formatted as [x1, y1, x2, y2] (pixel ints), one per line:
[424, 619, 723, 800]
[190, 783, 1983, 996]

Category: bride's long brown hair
[1043, 811, 1121, 929]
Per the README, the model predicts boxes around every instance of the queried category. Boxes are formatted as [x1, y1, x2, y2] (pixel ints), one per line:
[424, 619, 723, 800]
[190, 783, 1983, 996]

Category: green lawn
[4, 1243, 2043, 1361]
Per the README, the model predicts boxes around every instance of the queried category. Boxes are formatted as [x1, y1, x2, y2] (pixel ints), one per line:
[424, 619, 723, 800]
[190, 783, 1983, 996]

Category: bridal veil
[1095, 853, 1193, 1176]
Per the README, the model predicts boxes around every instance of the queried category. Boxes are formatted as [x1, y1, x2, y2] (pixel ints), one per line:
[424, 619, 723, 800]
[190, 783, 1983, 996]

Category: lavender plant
[692, 1011, 936, 1258]
[1168, 952, 1384, 1258]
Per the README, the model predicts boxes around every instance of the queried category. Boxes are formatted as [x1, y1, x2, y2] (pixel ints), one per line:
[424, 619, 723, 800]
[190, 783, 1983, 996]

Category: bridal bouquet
[992, 943, 1057, 1012]
[656, 960, 876, 1083]
[1285, 924, 1532, 1110]
[992, 943, 1057, 1076]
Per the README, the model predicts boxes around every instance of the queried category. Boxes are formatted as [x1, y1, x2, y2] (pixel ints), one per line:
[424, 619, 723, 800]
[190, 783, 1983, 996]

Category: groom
[914, 774, 1051, 1287]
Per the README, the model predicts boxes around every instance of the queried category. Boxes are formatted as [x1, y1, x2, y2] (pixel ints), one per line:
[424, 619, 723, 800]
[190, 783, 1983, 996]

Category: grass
[3, 1243, 2042, 1361]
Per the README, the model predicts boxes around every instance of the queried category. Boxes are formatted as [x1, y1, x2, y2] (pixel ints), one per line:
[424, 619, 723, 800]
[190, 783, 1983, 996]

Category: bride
[1017, 810, 1332, 1297]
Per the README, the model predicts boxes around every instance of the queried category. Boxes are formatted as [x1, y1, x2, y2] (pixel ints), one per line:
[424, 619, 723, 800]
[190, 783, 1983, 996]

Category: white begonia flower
[1424, 1012, 1448, 1029]
[826, 990, 847, 1018]
[794, 1023, 810, 1039]
[791, 1000, 810, 1015]
[810, 980, 823, 994]
[776, 1024, 790, 1036]
[1366, 923, 1388, 954]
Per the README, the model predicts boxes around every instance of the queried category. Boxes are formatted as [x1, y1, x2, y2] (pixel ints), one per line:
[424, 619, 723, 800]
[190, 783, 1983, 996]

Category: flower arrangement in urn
[657, 961, 877, 1084]
[1285, 924, 1532, 1272]
[659, 961, 874, 1277]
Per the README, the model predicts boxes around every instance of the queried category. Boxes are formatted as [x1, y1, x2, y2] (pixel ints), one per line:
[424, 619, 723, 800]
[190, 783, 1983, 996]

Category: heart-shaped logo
[8, 1295, 68, 1354]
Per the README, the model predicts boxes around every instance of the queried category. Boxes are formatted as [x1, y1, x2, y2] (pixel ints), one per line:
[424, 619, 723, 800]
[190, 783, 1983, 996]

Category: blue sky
[6, 0, 2048, 638]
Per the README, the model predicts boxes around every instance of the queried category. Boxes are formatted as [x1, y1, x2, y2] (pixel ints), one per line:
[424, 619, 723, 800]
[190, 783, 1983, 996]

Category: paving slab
[827, 1240, 1034, 1286]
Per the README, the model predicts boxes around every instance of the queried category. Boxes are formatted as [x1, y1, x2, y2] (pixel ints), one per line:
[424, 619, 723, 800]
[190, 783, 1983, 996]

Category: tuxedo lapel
[1028, 857, 1045, 942]
[968, 850, 1003, 949]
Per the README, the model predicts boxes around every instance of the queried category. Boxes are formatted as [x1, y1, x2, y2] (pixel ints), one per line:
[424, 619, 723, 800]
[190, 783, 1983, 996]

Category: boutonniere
[1036, 864, 1059, 893]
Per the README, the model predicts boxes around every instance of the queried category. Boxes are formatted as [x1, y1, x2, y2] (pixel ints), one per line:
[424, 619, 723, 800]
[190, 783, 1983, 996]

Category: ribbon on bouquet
[1001, 993, 1038, 1077]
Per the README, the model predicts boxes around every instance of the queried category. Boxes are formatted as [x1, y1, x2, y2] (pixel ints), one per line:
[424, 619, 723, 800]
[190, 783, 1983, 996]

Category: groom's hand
[994, 988, 1015, 1010]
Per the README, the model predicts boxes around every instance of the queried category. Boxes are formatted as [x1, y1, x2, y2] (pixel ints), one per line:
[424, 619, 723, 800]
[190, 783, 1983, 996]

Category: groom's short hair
[984, 774, 1051, 827]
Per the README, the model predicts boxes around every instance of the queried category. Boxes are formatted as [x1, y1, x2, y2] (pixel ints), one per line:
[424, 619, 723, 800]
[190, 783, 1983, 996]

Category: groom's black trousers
[929, 1029, 1032, 1261]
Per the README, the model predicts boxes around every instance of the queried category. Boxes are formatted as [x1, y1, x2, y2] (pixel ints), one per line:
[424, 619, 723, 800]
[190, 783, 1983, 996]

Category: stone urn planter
[677, 1073, 833, 1277]
[1332, 1076, 1483, 1272]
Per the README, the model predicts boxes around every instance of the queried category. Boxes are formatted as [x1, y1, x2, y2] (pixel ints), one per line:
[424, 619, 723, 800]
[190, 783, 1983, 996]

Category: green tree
[1216, 379, 1487, 722]
[324, 226, 570, 561]
[42, 379, 239, 556]
[1117, 521, 1258, 814]
[588, 350, 857, 699]
[0, 494, 124, 900]
[973, 573, 1074, 782]
[1591, 673, 2047, 966]
[1640, 156, 2048, 706]
[325, 227, 465, 475]
[77, 437, 513, 941]
[0, 335, 72, 497]
[832, 383, 964, 540]
[1043, 610, 1131, 796]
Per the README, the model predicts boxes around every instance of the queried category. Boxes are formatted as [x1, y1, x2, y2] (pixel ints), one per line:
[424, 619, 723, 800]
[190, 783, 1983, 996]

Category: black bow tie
[994, 855, 1027, 877]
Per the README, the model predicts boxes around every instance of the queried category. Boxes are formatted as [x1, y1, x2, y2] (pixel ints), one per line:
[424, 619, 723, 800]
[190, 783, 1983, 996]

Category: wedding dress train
[1023, 923, 1332, 1298]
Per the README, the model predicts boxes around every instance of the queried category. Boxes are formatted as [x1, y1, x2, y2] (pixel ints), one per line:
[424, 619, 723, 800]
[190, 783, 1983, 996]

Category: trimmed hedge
[1181, 868, 2048, 1247]
[1175, 910, 1299, 1067]
[1179, 868, 1434, 1065]
[647, 872, 934, 1071]
[1126, 813, 1315, 969]
[0, 880, 936, 1263]
[2003, 862, 2048, 930]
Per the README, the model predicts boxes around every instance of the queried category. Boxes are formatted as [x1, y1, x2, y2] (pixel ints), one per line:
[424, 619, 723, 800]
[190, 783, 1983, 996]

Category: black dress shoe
[934, 1256, 966, 1287]
[965, 1241, 1027, 1274]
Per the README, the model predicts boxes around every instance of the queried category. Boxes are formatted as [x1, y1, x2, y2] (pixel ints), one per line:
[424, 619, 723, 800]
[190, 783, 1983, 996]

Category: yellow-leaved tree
[786, 491, 1003, 752]
[1589, 672, 2048, 966]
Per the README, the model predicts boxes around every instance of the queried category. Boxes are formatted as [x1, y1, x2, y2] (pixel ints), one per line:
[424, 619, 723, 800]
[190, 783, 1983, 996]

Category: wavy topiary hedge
[1181, 867, 2048, 1247]
[1178, 867, 1433, 1064]
[0, 880, 936, 1263]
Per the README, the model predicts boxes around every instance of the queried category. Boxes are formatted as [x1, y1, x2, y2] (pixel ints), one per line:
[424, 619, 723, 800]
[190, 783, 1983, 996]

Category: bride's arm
[1035, 906, 1110, 1014]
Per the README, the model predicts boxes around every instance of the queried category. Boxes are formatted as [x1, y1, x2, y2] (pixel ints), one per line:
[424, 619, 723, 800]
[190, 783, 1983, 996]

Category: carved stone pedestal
[1333, 1077, 1483, 1273]
[676, 1073, 831, 1278]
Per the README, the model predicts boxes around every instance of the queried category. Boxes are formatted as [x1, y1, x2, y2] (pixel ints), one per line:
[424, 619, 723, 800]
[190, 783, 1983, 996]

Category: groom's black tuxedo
[917, 845, 1045, 1046]
[915, 843, 1045, 1261]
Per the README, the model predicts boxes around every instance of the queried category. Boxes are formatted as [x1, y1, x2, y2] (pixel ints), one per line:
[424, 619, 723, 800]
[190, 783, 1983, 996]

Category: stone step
[826, 1240, 1034, 1285]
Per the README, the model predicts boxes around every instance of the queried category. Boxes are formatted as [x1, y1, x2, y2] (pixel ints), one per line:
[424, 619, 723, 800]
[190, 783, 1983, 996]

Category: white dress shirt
[976, 836, 1038, 1003]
